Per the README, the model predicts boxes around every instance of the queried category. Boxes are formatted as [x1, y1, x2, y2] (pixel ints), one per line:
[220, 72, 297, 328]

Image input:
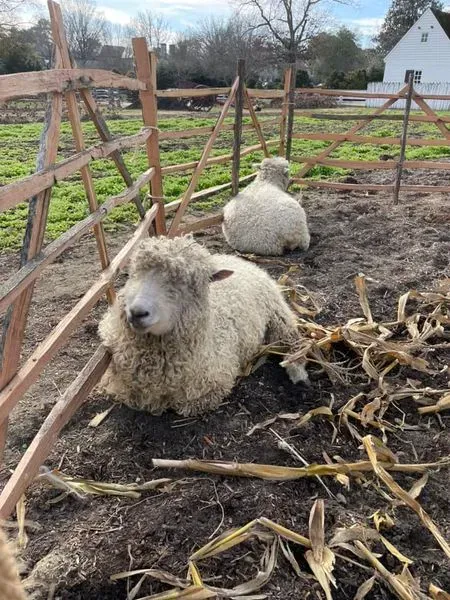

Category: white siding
[383, 9, 450, 84]
[366, 82, 450, 109]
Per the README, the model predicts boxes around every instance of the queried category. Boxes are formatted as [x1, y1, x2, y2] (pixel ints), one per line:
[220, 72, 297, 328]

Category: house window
[421, 32, 429, 42]
[414, 70, 422, 84]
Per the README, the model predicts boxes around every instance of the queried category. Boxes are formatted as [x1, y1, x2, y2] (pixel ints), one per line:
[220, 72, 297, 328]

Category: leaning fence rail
[0, 0, 286, 518]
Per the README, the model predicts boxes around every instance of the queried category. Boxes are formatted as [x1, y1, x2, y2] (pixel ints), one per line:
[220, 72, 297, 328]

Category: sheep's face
[123, 270, 180, 335]
[122, 236, 233, 336]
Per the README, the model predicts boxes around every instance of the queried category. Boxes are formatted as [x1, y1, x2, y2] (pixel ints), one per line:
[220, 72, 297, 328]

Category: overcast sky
[96, 0, 390, 47]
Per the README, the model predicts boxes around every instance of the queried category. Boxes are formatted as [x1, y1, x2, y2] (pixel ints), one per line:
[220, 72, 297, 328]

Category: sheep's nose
[128, 307, 150, 325]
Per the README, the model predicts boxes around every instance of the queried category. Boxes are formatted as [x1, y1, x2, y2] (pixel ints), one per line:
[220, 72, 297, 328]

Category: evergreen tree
[375, 0, 443, 55]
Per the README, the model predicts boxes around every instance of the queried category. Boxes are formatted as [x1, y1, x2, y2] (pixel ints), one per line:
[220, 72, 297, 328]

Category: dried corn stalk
[363, 435, 450, 560]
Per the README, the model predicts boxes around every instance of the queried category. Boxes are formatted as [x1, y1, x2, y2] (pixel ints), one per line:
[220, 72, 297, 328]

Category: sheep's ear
[210, 269, 234, 282]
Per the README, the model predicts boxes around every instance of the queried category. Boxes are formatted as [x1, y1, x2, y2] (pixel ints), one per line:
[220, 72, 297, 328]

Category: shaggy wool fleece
[98, 236, 306, 416]
[222, 157, 310, 256]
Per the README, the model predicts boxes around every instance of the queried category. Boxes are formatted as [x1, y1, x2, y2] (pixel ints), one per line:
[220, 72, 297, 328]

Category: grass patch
[1, 108, 450, 251]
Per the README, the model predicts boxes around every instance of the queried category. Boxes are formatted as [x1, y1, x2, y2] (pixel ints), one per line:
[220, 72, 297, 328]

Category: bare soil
[0, 187, 449, 599]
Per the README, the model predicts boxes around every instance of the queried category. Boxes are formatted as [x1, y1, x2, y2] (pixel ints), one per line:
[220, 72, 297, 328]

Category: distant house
[83, 45, 133, 74]
[383, 8, 450, 83]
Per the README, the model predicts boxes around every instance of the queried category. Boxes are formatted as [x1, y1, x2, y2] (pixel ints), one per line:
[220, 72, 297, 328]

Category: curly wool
[0, 527, 26, 600]
[222, 157, 310, 256]
[98, 236, 303, 417]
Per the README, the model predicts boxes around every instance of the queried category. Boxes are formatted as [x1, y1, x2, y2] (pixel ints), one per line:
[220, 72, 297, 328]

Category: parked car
[93, 88, 109, 101]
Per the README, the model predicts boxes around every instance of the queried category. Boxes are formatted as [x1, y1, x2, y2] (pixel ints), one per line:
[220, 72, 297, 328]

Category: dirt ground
[0, 183, 449, 599]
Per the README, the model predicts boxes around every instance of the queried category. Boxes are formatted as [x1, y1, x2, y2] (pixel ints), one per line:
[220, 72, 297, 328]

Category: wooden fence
[2, 1, 450, 520]
[289, 78, 450, 200]
[0, 1, 286, 518]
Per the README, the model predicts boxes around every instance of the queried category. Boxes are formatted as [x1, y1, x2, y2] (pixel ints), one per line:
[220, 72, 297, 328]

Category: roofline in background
[383, 7, 447, 62]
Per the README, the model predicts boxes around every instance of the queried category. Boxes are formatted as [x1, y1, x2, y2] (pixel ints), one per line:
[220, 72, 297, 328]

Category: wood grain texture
[0, 68, 145, 101]
[48, 0, 114, 303]
[133, 40, 166, 235]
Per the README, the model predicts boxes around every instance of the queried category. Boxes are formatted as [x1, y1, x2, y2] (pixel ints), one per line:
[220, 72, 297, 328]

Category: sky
[95, 0, 392, 47]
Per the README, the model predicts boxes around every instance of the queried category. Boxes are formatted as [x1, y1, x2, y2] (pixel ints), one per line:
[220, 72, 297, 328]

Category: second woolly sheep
[222, 157, 310, 256]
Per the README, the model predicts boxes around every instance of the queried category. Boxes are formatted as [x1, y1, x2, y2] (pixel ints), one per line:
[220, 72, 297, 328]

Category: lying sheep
[222, 157, 310, 255]
[0, 526, 26, 600]
[98, 235, 308, 416]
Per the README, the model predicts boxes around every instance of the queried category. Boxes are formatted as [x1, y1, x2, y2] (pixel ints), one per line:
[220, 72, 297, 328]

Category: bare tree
[62, 0, 107, 64]
[0, 0, 37, 28]
[238, 0, 332, 64]
[131, 10, 170, 50]
[193, 14, 273, 85]
[237, 0, 348, 156]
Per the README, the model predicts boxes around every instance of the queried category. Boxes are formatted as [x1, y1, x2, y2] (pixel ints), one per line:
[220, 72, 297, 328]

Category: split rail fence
[288, 79, 450, 201]
[1, 0, 450, 519]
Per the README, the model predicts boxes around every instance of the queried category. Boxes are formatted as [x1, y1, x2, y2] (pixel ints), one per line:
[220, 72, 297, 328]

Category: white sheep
[98, 235, 308, 416]
[222, 157, 310, 256]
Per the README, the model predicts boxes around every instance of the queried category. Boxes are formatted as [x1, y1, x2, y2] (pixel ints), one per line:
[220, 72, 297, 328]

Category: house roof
[98, 45, 125, 59]
[431, 9, 450, 39]
[384, 8, 450, 61]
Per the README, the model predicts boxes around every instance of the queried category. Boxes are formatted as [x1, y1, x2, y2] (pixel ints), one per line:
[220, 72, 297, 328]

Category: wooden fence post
[48, 1, 114, 305]
[232, 59, 245, 196]
[132, 39, 166, 236]
[0, 43, 63, 466]
[286, 63, 296, 161]
[394, 73, 414, 204]
[279, 66, 292, 157]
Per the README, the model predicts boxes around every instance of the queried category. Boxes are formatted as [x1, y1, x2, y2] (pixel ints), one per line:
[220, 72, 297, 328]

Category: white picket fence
[366, 82, 450, 110]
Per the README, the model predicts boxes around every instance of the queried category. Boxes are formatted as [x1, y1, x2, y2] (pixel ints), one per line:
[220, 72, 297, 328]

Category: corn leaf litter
[112, 511, 448, 600]
[419, 392, 450, 415]
[15, 495, 28, 550]
[429, 583, 450, 599]
[152, 456, 450, 481]
[354, 575, 376, 600]
[355, 542, 427, 600]
[88, 404, 115, 427]
[283, 276, 449, 388]
[39, 468, 176, 499]
[305, 500, 336, 600]
[247, 406, 333, 436]
[370, 509, 395, 531]
[329, 525, 412, 565]
[363, 435, 450, 560]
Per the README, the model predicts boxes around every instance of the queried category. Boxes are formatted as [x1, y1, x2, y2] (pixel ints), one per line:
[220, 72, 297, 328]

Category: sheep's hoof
[284, 362, 310, 386]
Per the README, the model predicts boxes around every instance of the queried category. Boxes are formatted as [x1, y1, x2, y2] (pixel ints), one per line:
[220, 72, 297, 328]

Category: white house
[383, 8, 450, 83]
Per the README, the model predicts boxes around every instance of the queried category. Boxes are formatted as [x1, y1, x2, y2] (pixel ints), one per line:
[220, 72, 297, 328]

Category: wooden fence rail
[2, 0, 450, 521]
[290, 80, 450, 194]
[0, 129, 153, 212]
[0, 69, 145, 102]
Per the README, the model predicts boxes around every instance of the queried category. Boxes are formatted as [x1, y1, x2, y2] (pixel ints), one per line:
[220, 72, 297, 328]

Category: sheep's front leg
[266, 307, 309, 385]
